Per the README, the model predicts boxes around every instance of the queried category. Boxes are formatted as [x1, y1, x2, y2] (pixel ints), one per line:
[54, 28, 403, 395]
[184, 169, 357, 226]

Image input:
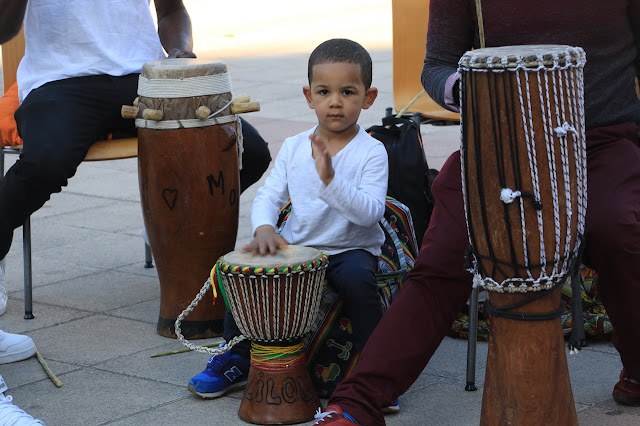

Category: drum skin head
[459, 45, 585, 70]
[141, 58, 227, 78]
[222, 245, 322, 269]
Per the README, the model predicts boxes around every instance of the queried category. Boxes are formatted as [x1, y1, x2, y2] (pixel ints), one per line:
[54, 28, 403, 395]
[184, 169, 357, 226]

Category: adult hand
[310, 134, 335, 185]
[166, 48, 197, 59]
[241, 225, 289, 255]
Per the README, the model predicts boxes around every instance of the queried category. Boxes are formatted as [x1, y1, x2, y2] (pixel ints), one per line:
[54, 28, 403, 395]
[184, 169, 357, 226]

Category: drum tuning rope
[460, 47, 587, 294]
[174, 274, 247, 355]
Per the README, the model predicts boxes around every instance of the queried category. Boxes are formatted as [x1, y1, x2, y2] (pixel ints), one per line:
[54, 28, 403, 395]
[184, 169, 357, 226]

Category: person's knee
[20, 145, 78, 188]
[587, 198, 639, 256]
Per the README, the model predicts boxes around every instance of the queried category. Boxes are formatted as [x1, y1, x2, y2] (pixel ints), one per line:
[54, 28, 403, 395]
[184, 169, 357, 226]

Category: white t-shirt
[17, 0, 166, 102]
[251, 125, 389, 256]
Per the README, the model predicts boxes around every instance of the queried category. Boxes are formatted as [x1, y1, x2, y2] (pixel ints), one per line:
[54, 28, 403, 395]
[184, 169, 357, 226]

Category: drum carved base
[480, 288, 578, 426]
[156, 317, 224, 339]
[239, 357, 320, 425]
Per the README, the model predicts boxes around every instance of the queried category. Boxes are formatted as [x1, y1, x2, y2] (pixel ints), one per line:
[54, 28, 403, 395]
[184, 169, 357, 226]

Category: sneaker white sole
[0, 345, 36, 364]
[382, 405, 400, 414]
[187, 380, 247, 399]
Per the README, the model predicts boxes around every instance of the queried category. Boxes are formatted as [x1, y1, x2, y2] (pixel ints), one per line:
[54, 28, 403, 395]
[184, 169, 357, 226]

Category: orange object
[0, 82, 22, 147]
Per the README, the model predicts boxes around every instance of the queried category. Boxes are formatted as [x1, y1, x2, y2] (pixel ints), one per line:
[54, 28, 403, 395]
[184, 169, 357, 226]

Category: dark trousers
[224, 249, 382, 356]
[329, 123, 640, 425]
[0, 74, 270, 259]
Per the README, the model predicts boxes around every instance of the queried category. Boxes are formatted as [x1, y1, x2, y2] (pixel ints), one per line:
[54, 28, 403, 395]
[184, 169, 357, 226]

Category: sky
[180, 0, 393, 58]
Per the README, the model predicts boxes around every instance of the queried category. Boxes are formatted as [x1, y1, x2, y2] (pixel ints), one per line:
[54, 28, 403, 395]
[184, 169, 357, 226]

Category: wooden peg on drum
[231, 94, 260, 114]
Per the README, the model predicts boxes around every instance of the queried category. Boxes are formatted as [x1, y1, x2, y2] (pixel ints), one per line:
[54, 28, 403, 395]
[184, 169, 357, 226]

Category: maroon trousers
[329, 123, 640, 425]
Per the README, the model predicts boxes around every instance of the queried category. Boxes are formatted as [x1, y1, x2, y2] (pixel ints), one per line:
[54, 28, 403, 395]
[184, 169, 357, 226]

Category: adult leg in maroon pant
[329, 123, 640, 425]
[329, 150, 474, 426]
[582, 123, 640, 379]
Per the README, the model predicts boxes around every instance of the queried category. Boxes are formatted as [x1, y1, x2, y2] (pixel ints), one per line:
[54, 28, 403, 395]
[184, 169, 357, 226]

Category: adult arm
[0, 0, 27, 44]
[154, 0, 196, 58]
[421, 0, 475, 111]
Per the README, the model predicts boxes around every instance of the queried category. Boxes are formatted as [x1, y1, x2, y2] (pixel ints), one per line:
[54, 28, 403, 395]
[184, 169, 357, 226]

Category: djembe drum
[459, 45, 587, 425]
[125, 58, 258, 339]
[214, 246, 327, 425]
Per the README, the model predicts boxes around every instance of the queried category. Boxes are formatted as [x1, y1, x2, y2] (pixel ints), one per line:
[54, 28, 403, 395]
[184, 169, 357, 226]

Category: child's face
[303, 62, 377, 139]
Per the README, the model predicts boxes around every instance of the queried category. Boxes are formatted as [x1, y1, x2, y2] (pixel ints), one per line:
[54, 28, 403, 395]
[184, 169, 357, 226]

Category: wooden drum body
[459, 46, 587, 425]
[136, 59, 240, 339]
[216, 246, 328, 425]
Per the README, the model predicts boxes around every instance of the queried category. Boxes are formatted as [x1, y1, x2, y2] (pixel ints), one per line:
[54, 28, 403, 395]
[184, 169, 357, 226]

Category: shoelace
[313, 408, 339, 424]
[0, 395, 44, 425]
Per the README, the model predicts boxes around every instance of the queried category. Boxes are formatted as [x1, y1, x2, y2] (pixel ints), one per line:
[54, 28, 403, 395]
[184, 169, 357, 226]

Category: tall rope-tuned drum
[129, 58, 249, 338]
[459, 45, 587, 425]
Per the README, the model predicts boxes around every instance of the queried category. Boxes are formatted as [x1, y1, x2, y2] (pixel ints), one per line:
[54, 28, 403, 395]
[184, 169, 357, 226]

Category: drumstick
[150, 338, 225, 357]
[35, 346, 62, 388]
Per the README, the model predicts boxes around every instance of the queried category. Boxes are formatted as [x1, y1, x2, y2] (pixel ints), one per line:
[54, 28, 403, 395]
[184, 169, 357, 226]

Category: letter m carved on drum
[207, 171, 237, 206]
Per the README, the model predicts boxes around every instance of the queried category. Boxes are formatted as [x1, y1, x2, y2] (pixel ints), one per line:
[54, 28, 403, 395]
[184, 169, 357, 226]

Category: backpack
[304, 196, 418, 397]
[366, 115, 438, 248]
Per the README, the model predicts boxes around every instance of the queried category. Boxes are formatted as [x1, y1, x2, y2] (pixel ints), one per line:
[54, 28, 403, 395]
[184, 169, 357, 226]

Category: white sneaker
[0, 331, 35, 364]
[0, 394, 45, 425]
[0, 258, 7, 316]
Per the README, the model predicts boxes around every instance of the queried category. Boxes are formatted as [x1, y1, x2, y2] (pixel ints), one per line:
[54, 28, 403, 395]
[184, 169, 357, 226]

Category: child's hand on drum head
[241, 225, 289, 255]
[310, 134, 335, 185]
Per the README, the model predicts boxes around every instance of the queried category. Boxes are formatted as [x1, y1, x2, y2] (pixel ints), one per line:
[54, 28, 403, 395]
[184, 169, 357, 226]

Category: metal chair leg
[144, 242, 154, 268]
[23, 216, 34, 319]
[465, 285, 479, 391]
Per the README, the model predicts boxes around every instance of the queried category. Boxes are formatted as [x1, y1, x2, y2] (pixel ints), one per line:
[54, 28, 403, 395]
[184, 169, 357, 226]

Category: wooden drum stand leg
[481, 286, 578, 426]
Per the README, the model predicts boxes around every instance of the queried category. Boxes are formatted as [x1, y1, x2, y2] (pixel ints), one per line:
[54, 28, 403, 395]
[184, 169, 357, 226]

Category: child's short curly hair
[308, 38, 373, 90]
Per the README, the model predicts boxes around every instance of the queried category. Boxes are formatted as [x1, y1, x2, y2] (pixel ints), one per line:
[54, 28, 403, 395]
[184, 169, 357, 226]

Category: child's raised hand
[310, 134, 335, 185]
[241, 225, 289, 255]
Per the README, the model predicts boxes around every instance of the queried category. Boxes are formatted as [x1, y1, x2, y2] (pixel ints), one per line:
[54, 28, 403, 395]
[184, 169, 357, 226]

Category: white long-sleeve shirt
[251, 125, 388, 256]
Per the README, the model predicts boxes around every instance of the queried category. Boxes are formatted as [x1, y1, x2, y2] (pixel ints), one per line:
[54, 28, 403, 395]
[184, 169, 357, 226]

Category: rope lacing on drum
[174, 276, 247, 355]
[459, 49, 587, 294]
[554, 122, 578, 138]
[500, 188, 543, 210]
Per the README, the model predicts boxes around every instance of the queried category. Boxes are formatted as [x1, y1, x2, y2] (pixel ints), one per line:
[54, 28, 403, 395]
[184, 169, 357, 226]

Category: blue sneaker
[187, 348, 250, 399]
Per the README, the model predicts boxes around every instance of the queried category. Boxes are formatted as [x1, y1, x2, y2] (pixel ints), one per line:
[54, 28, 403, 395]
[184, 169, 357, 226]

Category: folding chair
[1, 27, 153, 319]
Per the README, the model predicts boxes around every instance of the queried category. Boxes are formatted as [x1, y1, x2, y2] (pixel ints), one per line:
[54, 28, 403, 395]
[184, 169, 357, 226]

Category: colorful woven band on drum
[210, 262, 228, 309]
[216, 251, 329, 278]
[250, 341, 306, 367]
[458, 46, 588, 293]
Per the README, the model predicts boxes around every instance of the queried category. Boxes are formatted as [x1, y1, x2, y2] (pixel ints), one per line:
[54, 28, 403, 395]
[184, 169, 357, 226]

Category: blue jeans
[224, 249, 382, 356]
[0, 74, 270, 259]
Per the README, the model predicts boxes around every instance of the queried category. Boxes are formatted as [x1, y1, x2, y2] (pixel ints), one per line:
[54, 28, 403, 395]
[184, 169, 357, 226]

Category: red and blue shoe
[313, 405, 359, 425]
[613, 368, 640, 406]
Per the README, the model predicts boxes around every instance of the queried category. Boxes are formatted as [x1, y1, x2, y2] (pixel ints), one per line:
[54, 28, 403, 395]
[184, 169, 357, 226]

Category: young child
[187, 38, 388, 400]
